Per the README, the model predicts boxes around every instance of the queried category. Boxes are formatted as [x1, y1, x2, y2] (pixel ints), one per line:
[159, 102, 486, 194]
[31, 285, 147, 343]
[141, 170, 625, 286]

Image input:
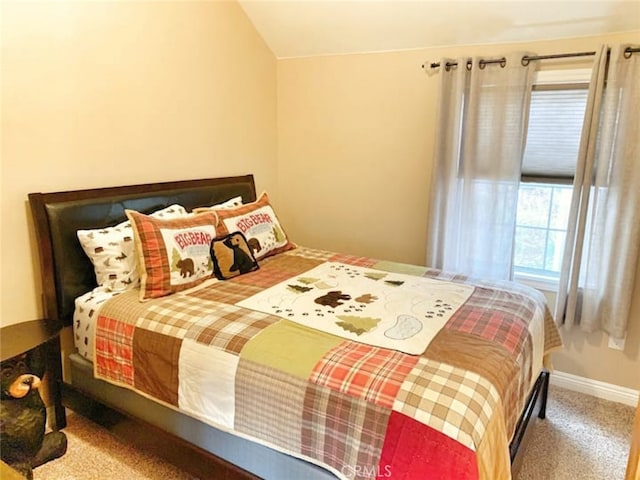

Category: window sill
[513, 272, 559, 293]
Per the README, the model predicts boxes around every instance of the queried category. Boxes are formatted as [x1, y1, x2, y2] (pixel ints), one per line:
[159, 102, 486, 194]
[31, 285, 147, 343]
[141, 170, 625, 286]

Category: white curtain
[554, 46, 608, 328]
[557, 45, 640, 338]
[427, 53, 535, 280]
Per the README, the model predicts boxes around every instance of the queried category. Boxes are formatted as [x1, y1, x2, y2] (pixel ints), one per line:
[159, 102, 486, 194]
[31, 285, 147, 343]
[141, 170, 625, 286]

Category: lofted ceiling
[237, 0, 640, 58]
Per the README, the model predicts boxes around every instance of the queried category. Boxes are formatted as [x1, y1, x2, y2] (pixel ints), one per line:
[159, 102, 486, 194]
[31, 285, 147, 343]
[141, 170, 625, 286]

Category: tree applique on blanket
[287, 284, 313, 294]
[364, 271, 387, 281]
[362, 270, 405, 287]
[335, 316, 380, 336]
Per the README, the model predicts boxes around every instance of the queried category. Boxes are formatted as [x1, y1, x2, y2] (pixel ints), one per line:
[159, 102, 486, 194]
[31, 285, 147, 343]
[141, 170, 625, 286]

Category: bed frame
[28, 174, 549, 479]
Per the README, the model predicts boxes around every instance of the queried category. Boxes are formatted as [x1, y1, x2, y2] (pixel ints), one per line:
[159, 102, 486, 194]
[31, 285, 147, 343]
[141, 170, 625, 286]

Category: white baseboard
[550, 371, 639, 407]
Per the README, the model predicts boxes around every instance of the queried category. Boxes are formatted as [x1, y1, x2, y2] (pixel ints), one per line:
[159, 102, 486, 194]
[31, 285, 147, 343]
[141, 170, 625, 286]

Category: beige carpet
[516, 386, 634, 480]
[35, 412, 195, 480]
[34, 386, 634, 479]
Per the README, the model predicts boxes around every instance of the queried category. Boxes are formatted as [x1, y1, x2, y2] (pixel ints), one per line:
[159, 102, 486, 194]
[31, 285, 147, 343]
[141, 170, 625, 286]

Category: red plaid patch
[445, 288, 529, 355]
[310, 342, 418, 408]
[95, 315, 135, 386]
[328, 253, 378, 268]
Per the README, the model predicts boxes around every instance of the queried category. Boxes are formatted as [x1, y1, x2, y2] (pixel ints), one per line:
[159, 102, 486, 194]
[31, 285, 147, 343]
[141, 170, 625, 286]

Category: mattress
[73, 245, 562, 480]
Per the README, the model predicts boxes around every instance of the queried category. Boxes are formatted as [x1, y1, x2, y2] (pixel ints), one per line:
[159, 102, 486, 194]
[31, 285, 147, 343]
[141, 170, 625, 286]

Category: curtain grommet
[624, 47, 633, 59]
[521, 57, 531, 67]
[500, 58, 507, 68]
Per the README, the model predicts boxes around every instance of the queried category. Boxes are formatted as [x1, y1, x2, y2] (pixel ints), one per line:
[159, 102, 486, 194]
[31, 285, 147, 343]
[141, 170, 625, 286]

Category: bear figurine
[0, 347, 67, 479]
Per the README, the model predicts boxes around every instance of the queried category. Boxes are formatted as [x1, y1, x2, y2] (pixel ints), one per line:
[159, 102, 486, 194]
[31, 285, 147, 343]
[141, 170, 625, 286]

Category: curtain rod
[422, 46, 640, 70]
[520, 50, 595, 66]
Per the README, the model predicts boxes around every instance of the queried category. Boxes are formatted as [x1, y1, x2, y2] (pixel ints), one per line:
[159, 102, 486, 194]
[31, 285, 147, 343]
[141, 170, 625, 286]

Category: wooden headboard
[28, 175, 256, 332]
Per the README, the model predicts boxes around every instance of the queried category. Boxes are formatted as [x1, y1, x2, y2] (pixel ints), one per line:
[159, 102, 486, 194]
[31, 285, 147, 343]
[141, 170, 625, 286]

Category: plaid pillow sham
[126, 210, 218, 300]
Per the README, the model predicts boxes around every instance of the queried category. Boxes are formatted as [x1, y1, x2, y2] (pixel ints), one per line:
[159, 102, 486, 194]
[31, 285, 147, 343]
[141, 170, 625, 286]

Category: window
[513, 71, 590, 282]
[514, 182, 572, 278]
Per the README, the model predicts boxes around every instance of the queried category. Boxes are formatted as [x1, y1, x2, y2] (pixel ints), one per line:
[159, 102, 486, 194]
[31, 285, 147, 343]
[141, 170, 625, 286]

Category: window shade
[521, 88, 588, 182]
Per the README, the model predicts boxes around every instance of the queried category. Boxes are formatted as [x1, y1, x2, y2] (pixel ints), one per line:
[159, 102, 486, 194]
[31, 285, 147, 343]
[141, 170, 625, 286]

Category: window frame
[512, 69, 591, 289]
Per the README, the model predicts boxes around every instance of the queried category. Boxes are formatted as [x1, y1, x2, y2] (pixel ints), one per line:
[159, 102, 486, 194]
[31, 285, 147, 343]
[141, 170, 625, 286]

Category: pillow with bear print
[126, 210, 219, 301]
[77, 204, 188, 291]
[210, 231, 259, 280]
[208, 192, 294, 260]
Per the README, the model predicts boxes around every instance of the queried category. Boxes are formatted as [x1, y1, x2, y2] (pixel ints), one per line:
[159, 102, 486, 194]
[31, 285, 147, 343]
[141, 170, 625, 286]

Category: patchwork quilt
[87, 247, 562, 480]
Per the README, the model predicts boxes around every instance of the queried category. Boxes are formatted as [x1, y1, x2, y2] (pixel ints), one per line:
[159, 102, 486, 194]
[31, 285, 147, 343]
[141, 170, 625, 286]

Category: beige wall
[277, 31, 640, 390]
[1, 1, 277, 327]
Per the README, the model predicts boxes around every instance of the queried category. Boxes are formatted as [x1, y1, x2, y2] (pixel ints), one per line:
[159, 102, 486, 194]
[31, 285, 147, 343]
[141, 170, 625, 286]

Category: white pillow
[192, 196, 243, 213]
[215, 196, 243, 209]
[77, 204, 188, 291]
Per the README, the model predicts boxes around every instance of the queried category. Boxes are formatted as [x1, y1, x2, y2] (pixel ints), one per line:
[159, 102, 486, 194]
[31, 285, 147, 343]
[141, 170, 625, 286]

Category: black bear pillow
[210, 231, 259, 280]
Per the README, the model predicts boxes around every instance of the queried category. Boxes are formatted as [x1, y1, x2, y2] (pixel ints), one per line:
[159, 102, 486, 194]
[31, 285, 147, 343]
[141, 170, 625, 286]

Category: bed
[28, 174, 562, 480]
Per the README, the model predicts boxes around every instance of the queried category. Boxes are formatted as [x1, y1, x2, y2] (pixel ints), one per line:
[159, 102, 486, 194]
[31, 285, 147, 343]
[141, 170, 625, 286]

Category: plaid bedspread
[92, 247, 562, 480]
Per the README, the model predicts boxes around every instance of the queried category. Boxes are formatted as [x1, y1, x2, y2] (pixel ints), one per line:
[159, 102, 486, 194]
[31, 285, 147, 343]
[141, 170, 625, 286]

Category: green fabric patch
[239, 320, 343, 379]
[373, 260, 428, 277]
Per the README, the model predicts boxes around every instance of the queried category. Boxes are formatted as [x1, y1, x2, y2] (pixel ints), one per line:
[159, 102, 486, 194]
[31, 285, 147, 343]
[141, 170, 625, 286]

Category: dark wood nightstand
[1, 319, 65, 429]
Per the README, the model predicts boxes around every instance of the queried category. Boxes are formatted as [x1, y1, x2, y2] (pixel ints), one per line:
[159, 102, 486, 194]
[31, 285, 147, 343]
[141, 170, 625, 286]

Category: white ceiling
[238, 0, 640, 58]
